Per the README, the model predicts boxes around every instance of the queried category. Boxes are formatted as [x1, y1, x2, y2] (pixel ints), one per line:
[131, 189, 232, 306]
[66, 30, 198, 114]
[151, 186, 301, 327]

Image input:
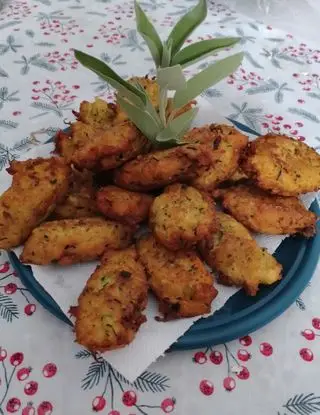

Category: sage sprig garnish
[75, 0, 243, 148]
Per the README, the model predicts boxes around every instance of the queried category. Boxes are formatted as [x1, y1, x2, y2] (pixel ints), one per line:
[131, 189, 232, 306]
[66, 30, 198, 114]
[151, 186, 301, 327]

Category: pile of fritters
[1, 76, 319, 353]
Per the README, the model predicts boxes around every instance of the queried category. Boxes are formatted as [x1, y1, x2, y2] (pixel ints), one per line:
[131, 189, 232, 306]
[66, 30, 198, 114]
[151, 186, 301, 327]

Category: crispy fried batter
[96, 186, 153, 225]
[137, 234, 217, 319]
[199, 212, 282, 295]
[20, 217, 134, 265]
[78, 97, 117, 128]
[241, 134, 320, 196]
[183, 124, 248, 191]
[114, 143, 213, 191]
[0, 157, 70, 249]
[71, 121, 148, 171]
[51, 168, 98, 220]
[215, 184, 317, 236]
[55, 97, 150, 170]
[74, 247, 148, 352]
[149, 184, 216, 250]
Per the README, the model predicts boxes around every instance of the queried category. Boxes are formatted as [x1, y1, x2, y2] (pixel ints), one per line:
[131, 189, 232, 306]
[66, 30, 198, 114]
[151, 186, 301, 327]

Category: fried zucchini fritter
[199, 212, 282, 295]
[114, 143, 213, 191]
[0, 157, 70, 249]
[137, 235, 217, 320]
[183, 124, 248, 191]
[51, 168, 98, 220]
[215, 184, 317, 236]
[71, 121, 148, 171]
[241, 134, 320, 196]
[96, 186, 153, 226]
[20, 217, 134, 265]
[149, 184, 216, 250]
[78, 97, 116, 128]
[74, 247, 148, 352]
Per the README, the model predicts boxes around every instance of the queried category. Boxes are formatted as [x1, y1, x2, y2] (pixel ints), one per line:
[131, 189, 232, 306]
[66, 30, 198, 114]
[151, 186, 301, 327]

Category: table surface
[0, 1, 320, 414]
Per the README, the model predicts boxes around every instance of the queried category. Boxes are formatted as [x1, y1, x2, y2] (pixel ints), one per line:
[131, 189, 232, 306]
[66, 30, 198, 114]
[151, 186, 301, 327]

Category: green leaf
[173, 52, 243, 109]
[133, 81, 162, 126]
[156, 107, 198, 142]
[167, 0, 207, 56]
[74, 50, 146, 106]
[117, 95, 160, 141]
[161, 39, 172, 67]
[135, 1, 163, 67]
[171, 37, 240, 67]
[157, 65, 186, 91]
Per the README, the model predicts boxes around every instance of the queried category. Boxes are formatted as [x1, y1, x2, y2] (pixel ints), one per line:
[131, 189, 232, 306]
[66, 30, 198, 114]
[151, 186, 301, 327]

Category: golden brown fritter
[51, 168, 98, 220]
[96, 186, 153, 226]
[149, 184, 216, 250]
[183, 124, 248, 191]
[78, 97, 117, 128]
[74, 247, 148, 352]
[137, 234, 217, 320]
[20, 217, 134, 265]
[71, 121, 148, 171]
[114, 143, 213, 191]
[215, 184, 317, 236]
[241, 134, 320, 196]
[0, 157, 70, 249]
[199, 212, 282, 296]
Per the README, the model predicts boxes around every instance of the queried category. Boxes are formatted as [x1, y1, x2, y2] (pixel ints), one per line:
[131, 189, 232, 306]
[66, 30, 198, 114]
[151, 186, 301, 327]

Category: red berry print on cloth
[209, 350, 223, 365]
[237, 349, 251, 362]
[30, 79, 79, 118]
[0, 1, 34, 20]
[260, 342, 273, 357]
[312, 317, 320, 330]
[300, 348, 314, 362]
[37, 401, 53, 415]
[38, 11, 83, 43]
[223, 377, 236, 391]
[24, 381, 38, 396]
[42, 363, 57, 378]
[0, 348, 7, 361]
[239, 335, 252, 346]
[92, 396, 106, 412]
[24, 304, 36, 316]
[76, 352, 174, 414]
[4, 283, 17, 295]
[161, 398, 176, 413]
[43, 49, 79, 71]
[6, 397, 21, 413]
[22, 403, 36, 415]
[236, 366, 250, 380]
[301, 329, 317, 340]
[10, 352, 24, 367]
[97, 23, 126, 45]
[193, 351, 207, 364]
[199, 380, 214, 396]
[0, 262, 10, 273]
[17, 367, 32, 381]
[122, 391, 137, 407]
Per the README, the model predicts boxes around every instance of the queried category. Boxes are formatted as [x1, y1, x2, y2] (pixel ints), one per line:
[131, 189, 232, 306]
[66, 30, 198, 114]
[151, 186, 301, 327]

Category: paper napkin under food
[0, 97, 316, 382]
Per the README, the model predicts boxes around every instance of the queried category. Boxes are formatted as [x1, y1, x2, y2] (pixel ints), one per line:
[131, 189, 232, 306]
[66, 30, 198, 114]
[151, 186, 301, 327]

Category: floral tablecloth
[1, 0, 320, 414]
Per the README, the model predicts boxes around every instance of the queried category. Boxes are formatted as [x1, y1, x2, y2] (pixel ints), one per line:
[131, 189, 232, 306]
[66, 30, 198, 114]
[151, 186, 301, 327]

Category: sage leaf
[74, 50, 146, 106]
[161, 39, 172, 67]
[171, 37, 240, 67]
[156, 107, 198, 142]
[135, 1, 163, 67]
[173, 52, 243, 109]
[133, 81, 162, 126]
[167, 0, 207, 56]
[117, 95, 160, 140]
[157, 65, 186, 91]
